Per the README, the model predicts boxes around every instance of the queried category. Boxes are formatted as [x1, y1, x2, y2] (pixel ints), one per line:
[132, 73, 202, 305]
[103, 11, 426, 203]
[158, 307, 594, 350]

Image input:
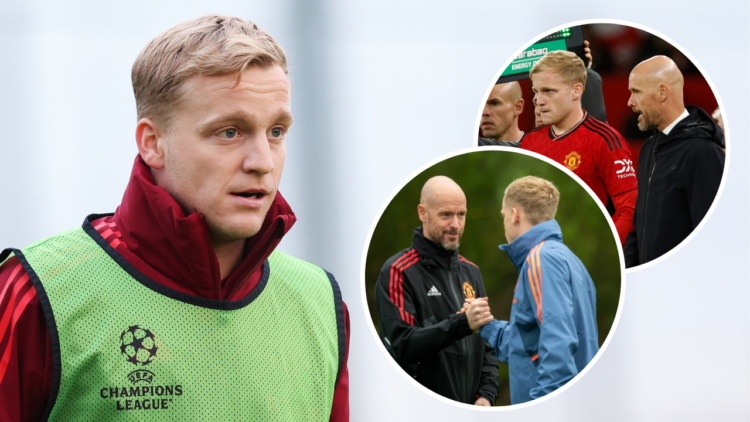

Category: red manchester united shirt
[521, 111, 637, 205]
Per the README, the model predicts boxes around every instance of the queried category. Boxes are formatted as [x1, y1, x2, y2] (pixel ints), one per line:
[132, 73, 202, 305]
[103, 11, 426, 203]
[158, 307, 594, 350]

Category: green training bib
[8, 216, 344, 421]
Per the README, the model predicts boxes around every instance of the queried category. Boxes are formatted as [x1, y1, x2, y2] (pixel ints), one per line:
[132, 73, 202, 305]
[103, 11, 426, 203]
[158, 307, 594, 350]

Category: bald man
[479, 82, 525, 147]
[375, 176, 500, 405]
[624, 56, 725, 267]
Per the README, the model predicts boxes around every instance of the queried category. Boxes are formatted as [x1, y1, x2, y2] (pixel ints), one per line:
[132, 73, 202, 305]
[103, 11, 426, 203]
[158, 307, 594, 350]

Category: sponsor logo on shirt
[463, 282, 475, 299]
[427, 286, 442, 296]
[614, 159, 636, 178]
[564, 151, 582, 171]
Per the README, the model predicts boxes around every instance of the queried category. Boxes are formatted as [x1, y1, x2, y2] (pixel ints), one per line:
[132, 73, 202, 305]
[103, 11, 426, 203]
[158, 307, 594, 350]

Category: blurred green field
[364, 150, 622, 406]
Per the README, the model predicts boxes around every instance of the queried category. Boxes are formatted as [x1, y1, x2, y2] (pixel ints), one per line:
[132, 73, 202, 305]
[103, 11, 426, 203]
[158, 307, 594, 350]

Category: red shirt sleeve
[329, 302, 350, 422]
[611, 189, 637, 247]
[0, 256, 53, 422]
[597, 128, 638, 198]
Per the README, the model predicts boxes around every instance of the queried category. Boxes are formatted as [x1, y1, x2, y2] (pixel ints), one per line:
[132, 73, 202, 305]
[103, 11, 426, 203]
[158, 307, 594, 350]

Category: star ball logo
[120, 325, 158, 366]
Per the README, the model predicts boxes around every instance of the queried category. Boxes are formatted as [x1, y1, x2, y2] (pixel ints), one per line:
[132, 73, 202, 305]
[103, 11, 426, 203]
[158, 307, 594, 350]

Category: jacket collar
[499, 219, 562, 270]
[653, 105, 725, 149]
[113, 155, 296, 300]
[411, 226, 459, 268]
[661, 109, 690, 135]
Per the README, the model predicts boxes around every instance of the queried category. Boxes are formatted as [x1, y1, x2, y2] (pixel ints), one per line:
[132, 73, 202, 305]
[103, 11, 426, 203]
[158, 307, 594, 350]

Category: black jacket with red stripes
[375, 227, 500, 404]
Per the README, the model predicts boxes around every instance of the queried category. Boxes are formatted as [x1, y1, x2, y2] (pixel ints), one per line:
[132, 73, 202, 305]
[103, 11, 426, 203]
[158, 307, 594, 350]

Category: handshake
[457, 298, 494, 333]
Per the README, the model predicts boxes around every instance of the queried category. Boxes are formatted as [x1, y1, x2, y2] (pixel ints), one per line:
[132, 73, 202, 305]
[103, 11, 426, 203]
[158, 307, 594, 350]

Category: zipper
[449, 267, 469, 403]
[641, 141, 658, 263]
[447, 270, 462, 309]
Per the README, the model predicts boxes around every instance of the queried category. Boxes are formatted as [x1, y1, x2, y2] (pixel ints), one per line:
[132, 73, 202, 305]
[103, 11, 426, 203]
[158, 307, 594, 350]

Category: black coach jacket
[375, 227, 500, 404]
[624, 105, 725, 267]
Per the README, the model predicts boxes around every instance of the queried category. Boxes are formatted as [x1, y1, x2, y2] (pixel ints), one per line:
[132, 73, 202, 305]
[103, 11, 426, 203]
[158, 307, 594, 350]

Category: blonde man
[464, 176, 599, 404]
[0, 15, 349, 421]
[520, 50, 637, 247]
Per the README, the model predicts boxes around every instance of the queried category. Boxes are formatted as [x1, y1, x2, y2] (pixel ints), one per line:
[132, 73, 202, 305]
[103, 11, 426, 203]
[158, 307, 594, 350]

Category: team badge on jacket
[463, 282, 475, 299]
[564, 151, 582, 170]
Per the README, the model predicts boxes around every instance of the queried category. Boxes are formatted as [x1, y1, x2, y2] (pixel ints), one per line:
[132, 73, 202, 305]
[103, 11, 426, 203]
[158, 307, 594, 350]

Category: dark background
[488, 24, 720, 172]
[364, 151, 622, 406]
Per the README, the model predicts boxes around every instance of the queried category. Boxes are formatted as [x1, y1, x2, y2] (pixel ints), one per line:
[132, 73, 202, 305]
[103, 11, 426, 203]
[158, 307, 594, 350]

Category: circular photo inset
[477, 23, 727, 270]
[363, 149, 624, 407]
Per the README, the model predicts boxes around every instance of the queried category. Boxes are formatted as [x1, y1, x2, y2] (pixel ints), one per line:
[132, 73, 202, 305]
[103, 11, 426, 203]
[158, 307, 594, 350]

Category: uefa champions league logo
[99, 325, 183, 410]
[120, 325, 158, 366]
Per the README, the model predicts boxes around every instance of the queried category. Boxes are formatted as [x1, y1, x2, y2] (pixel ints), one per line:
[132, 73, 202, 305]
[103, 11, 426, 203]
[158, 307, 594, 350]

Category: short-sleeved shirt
[521, 111, 637, 205]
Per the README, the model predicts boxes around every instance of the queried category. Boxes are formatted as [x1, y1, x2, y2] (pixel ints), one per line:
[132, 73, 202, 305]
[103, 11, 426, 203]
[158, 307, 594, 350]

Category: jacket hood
[113, 155, 296, 300]
[411, 226, 459, 268]
[661, 105, 725, 149]
[499, 219, 563, 270]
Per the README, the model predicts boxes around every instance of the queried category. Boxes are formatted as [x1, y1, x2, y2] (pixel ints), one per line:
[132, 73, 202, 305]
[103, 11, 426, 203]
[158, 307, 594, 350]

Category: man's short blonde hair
[529, 50, 587, 88]
[132, 14, 288, 128]
[503, 176, 559, 225]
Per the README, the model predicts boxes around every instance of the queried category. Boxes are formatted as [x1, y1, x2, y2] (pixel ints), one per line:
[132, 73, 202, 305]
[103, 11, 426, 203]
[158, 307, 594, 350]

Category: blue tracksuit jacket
[479, 219, 599, 404]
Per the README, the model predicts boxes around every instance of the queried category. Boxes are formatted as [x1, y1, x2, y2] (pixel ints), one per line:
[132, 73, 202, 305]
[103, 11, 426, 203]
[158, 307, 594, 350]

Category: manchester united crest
[463, 282, 475, 299]
[564, 151, 581, 170]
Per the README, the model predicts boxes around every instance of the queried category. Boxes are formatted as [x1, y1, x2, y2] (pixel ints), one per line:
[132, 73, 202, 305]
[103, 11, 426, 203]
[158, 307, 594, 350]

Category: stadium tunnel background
[484, 24, 721, 172]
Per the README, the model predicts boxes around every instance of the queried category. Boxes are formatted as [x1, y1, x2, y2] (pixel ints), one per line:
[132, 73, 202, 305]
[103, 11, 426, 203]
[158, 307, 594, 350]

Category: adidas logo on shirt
[427, 286, 441, 296]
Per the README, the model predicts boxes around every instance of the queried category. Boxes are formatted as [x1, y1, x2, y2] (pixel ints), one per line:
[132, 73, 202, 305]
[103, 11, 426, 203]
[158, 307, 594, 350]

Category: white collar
[663, 109, 689, 135]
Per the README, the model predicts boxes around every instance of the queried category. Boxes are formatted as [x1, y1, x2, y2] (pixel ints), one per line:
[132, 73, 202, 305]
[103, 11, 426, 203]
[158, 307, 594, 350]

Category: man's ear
[572, 82, 584, 101]
[515, 98, 524, 116]
[136, 118, 166, 169]
[418, 204, 428, 224]
[657, 83, 669, 102]
[512, 207, 521, 225]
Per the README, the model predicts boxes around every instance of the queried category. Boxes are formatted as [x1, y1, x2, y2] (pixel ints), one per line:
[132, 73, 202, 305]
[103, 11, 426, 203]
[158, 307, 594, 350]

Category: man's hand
[465, 297, 493, 332]
[456, 298, 473, 314]
[474, 397, 491, 406]
[584, 40, 593, 68]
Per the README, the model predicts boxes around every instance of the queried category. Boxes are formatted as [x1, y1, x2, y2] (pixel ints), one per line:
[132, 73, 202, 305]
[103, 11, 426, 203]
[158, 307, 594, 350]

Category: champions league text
[99, 385, 183, 410]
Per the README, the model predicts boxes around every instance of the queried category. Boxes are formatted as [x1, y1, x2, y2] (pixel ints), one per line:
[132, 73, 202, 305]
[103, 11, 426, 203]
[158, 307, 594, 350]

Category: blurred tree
[364, 150, 622, 406]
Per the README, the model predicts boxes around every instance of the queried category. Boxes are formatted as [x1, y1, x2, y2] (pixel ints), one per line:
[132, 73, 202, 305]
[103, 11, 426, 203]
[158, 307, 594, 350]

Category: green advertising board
[496, 26, 584, 83]
[501, 39, 567, 77]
